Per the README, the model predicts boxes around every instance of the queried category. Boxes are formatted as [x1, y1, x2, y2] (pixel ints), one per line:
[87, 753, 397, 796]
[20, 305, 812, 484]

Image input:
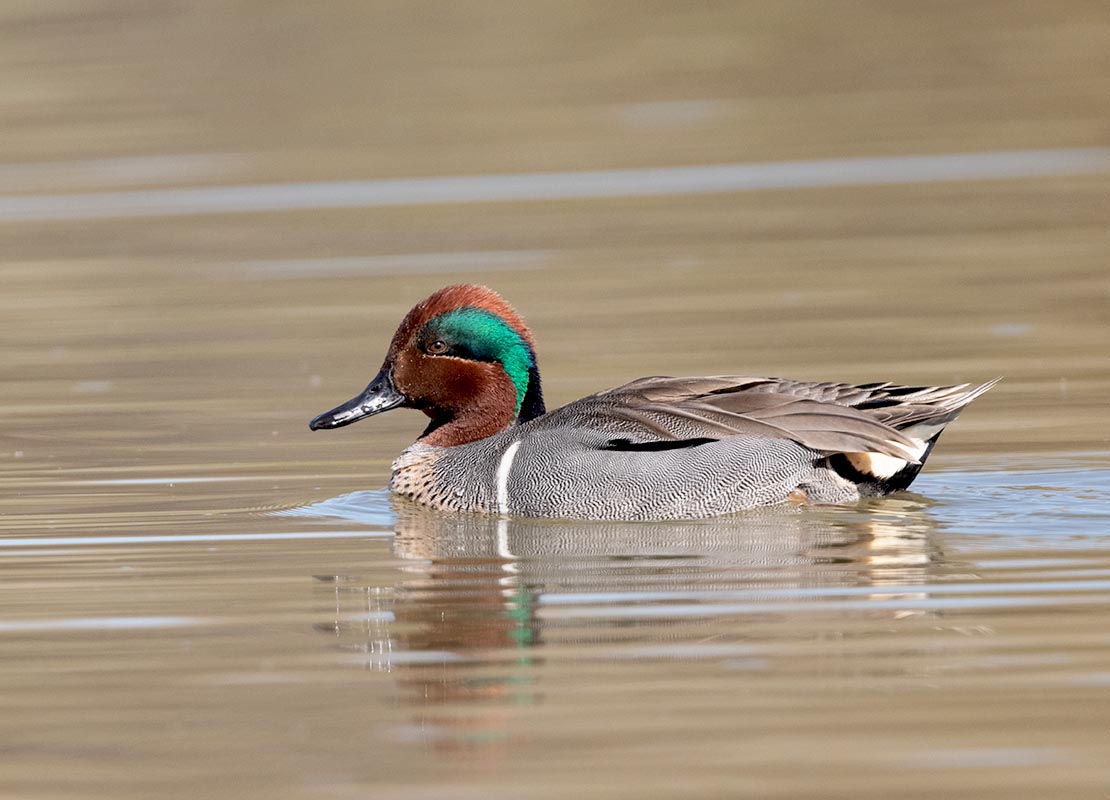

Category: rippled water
[6, 460, 1110, 798]
[4, 2, 1110, 798]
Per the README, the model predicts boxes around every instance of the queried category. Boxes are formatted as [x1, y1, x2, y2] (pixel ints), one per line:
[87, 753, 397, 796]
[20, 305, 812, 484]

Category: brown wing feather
[566, 374, 997, 459]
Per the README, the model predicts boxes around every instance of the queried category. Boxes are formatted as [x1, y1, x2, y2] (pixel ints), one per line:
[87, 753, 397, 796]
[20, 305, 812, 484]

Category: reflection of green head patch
[430, 307, 534, 414]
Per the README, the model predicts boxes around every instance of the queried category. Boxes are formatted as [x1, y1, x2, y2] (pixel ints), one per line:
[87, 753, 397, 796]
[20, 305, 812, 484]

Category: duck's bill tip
[308, 408, 364, 430]
[308, 370, 405, 431]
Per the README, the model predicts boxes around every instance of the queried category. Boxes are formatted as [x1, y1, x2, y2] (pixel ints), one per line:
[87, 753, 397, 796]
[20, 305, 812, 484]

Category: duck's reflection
[313, 495, 943, 750]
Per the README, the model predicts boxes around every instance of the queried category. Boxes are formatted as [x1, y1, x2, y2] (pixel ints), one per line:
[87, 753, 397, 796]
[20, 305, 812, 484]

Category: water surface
[3, 3, 1110, 798]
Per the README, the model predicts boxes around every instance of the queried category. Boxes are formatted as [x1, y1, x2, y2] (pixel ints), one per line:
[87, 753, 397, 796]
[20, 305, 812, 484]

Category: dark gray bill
[309, 368, 406, 430]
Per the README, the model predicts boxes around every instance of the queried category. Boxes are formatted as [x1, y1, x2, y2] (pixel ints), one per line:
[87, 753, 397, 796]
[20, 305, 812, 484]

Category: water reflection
[311, 497, 941, 749]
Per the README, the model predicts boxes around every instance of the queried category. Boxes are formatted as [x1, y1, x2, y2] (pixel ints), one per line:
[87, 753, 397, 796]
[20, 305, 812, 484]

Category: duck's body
[310, 285, 995, 521]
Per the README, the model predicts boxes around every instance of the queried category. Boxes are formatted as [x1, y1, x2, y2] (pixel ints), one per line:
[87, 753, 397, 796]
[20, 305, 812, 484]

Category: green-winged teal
[310, 285, 996, 520]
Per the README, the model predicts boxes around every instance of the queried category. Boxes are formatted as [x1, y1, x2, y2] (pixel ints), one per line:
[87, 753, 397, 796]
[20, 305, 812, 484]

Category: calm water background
[3, 3, 1110, 798]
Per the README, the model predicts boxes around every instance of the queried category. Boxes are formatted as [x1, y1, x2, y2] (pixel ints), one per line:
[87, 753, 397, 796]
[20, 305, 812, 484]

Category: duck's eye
[427, 340, 448, 355]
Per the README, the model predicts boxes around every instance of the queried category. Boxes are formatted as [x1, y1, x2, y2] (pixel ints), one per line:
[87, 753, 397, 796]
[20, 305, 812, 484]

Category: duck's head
[309, 285, 545, 447]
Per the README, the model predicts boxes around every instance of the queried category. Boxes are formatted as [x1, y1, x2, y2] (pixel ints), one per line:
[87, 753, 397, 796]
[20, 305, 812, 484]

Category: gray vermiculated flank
[505, 429, 858, 520]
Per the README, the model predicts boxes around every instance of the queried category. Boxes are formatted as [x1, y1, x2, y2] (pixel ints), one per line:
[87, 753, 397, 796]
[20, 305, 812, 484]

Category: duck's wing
[557, 375, 997, 461]
[550, 376, 917, 460]
[729, 376, 1001, 430]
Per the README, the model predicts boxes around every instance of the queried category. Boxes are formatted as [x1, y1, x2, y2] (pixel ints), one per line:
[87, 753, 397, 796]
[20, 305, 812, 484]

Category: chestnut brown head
[309, 285, 545, 447]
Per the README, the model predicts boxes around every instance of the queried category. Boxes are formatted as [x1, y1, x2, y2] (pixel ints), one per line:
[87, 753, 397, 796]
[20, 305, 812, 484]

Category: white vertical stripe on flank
[495, 441, 522, 515]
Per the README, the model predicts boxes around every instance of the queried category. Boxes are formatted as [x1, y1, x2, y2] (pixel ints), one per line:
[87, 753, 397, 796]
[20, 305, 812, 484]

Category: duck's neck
[419, 365, 545, 448]
[419, 410, 507, 447]
[517, 361, 546, 422]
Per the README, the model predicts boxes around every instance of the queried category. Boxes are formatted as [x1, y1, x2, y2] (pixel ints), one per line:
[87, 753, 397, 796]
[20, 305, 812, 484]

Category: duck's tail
[830, 378, 1000, 494]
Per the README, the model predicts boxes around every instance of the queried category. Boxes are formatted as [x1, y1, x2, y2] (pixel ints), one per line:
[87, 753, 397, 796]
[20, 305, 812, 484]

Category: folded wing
[554, 375, 999, 463]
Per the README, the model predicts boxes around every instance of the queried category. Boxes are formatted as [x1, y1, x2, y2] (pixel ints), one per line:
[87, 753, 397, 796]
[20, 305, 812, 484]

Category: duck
[309, 284, 996, 521]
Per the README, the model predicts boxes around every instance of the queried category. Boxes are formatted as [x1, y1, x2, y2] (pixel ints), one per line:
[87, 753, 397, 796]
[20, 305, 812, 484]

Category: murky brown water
[3, 3, 1110, 798]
